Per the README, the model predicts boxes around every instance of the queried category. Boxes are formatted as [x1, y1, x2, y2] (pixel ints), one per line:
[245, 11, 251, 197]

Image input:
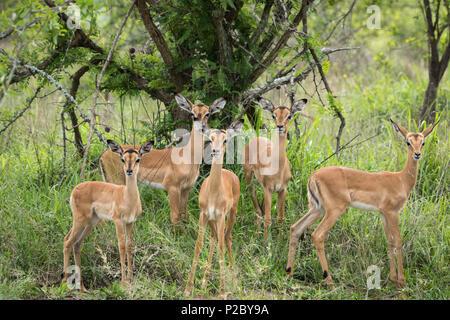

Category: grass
[0, 69, 448, 300]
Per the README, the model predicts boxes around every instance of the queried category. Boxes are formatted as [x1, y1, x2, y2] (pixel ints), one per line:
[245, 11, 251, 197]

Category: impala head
[175, 94, 226, 133]
[205, 120, 243, 159]
[107, 140, 153, 177]
[258, 98, 307, 135]
[390, 119, 439, 160]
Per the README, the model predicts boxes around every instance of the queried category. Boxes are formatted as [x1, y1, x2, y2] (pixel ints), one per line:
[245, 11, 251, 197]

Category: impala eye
[406, 141, 411, 147]
[135, 158, 140, 163]
[121, 158, 125, 163]
[204, 112, 210, 118]
[223, 139, 228, 144]
[422, 141, 425, 146]
[286, 114, 292, 120]
[272, 114, 276, 120]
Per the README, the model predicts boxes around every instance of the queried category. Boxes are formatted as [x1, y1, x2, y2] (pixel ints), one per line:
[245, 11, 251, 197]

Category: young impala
[99, 94, 225, 230]
[62, 140, 153, 292]
[243, 98, 307, 241]
[286, 119, 439, 289]
[184, 121, 243, 298]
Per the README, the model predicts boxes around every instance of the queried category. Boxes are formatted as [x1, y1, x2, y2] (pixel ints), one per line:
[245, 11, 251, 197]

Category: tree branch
[250, 0, 274, 43]
[80, 0, 137, 178]
[248, 0, 313, 83]
[136, 0, 185, 91]
[212, 9, 234, 66]
[0, 17, 42, 40]
[0, 86, 42, 135]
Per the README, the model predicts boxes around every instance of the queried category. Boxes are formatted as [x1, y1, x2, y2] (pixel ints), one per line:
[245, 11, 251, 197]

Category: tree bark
[419, 0, 450, 123]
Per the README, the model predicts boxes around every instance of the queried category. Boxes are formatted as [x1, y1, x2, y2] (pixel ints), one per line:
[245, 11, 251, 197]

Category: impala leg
[202, 221, 217, 290]
[73, 221, 97, 292]
[286, 207, 322, 278]
[114, 221, 127, 284]
[62, 221, 86, 286]
[263, 188, 272, 242]
[225, 207, 237, 268]
[311, 208, 343, 288]
[245, 170, 262, 226]
[179, 189, 190, 221]
[381, 213, 397, 285]
[217, 214, 227, 298]
[185, 213, 208, 296]
[386, 213, 405, 288]
[277, 187, 287, 224]
[125, 222, 134, 284]
[168, 187, 181, 231]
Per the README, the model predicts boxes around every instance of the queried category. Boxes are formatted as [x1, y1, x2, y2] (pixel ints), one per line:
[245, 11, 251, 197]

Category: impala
[99, 94, 226, 230]
[286, 119, 439, 289]
[243, 98, 307, 240]
[184, 121, 243, 298]
[62, 140, 153, 292]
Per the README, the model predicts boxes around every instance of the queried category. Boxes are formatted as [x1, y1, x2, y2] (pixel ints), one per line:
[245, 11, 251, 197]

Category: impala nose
[211, 149, 220, 157]
[126, 169, 133, 176]
[414, 152, 421, 160]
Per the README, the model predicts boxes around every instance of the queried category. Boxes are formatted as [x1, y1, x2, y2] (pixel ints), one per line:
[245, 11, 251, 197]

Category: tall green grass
[0, 70, 448, 300]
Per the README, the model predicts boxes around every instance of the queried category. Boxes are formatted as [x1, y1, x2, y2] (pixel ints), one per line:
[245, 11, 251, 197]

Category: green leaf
[322, 60, 330, 75]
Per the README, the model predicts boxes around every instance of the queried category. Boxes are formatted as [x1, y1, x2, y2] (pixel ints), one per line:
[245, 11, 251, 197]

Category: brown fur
[286, 120, 438, 289]
[62, 141, 152, 292]
[185, 128, 241, 298]
[243, 99, 306, 241]
[99, 95, 225, 230]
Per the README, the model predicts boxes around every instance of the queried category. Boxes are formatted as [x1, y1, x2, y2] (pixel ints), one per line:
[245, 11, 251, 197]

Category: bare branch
[241, 66, 313, 104]
[241, 46, 357, 103]
[250, 0, 275, 43]
[80, 0, 137, 178]
[0, 17, 42, 40]
[0, 86, 42, 135]
[136, 0, 185, 91]
[248, 0, 313, 83]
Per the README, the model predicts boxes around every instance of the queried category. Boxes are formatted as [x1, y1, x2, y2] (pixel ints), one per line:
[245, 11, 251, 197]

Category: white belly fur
[350, 201, 379, 212]
[96, 213, 113, 221]
[206, 207, 221, 221]
[141, 181, 166, 190]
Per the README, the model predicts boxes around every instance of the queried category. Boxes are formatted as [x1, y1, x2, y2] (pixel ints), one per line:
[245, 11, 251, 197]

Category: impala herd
[62, 94, 439, 298]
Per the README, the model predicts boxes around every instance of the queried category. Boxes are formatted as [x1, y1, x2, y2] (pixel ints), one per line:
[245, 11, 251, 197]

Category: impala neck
[125, 173, 139, 201]
[399, 149, 419, 193]
[275, 132, 288, 171]
[185, 126, 204, 166]
[208, 154, 224, 194]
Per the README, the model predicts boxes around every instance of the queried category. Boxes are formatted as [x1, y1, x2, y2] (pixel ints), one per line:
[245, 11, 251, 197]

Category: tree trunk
[420, 74, 439, 123]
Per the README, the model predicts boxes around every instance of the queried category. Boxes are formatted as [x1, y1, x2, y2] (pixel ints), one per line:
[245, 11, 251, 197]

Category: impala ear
[202, 129, 212, 143]
[107, 140, 123, 156]
[227, 119, 244, 140]
[258, 98, 274, 113]
[175, 94, 194, 114]
[210, 97, 226, 114]
[421, 119, 439, 138]
[291, 99, 307, 114]
[390, 119, 408, 139]
[138, 140, 153, 157]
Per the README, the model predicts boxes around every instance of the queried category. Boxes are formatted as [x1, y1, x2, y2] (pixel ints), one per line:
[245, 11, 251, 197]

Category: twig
[80, 0, 137, 179]
[61, 110, 67, 173]
[309, 46, 346, 159]
[315, 133, 380, 168]
[0, 86, 42, 135]
[20, 63, 106, 144]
